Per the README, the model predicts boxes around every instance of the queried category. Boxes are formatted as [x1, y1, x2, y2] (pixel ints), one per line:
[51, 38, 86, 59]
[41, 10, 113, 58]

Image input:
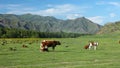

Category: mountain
[0, 14, 102, 34]
[97, 21, 120, 34]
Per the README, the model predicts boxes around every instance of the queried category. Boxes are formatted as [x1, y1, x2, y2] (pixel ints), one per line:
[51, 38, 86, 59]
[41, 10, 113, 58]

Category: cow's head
[54, 41, 61, 45]
[84, 45, 89, 49]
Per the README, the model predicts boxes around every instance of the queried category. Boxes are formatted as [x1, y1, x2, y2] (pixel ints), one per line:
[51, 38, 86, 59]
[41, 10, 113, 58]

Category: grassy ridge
[97, 21, 120, 34]
[0, 36, 120, 68]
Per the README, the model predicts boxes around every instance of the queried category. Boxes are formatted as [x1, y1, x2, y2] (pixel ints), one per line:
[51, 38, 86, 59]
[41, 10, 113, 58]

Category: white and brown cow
[40, 40, 61, 52]
[84, 41, 98, 50]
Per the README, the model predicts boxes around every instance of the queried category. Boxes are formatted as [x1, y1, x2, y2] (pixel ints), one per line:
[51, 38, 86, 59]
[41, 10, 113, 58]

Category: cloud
[7, 4, 21, 7]
[30, 4, 88, 17]
[108, 2, 120, 7]
[0, 4, 22, 10]
[87, 16, 104, 25]
[66, 14, 82, 19]
[6, 4, 78, 15]
[109, 13, 116, 18]
[96, 1, 106, 5]
[3, 4, 89, 19]
[0, 4, 34, 14]
[35, 4, 76, 16]
[96, 1, 120, 7]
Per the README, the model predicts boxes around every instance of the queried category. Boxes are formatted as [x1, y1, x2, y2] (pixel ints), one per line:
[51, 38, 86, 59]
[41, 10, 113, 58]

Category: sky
[0, 0, 120, 25]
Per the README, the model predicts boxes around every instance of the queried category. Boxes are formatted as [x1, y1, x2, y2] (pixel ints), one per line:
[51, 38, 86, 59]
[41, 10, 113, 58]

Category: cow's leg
[46, 48, 49, 52]
[52, 46, 55, 51]
[44, 45, 49, 52]
[94, 46, 97, 50]
[88, 43, 92, 50]
[88, 46, 91, 50]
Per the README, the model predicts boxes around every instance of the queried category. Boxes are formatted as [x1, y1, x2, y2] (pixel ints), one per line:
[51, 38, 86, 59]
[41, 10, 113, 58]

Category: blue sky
[0, 0, 120, 25]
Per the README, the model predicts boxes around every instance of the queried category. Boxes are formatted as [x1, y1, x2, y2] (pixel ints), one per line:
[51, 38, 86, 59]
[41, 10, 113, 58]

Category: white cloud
[96, 1, 120, 7]
[108, 2, 120, 7]
[31, 4, 87, 17]
[66, 14, 82, 19]
[0, 4, 34, 14]
[4, 4, 89, 18]
[36, 4, 76, 16]
[109, 13, 116, 18]
[0, 4, 22, 10]
[8, 4, 21, 7]
[47, 4, 53, 7]
[96, 1, 106, 5]
[87, 16, 104, 25]
[0, 4, 19, 8]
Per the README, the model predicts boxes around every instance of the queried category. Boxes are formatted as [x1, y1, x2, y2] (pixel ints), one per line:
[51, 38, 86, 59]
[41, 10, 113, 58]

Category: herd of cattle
[40, 40, 99, 52]
[1, 39, 120, 52]
[0, 39, 38, 51]
[0, 39, 99, 52]
[0, 39, 100, 52]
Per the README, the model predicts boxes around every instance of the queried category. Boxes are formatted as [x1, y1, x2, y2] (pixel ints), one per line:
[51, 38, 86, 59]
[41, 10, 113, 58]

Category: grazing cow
[22, 44, 28, 48]
[40, 40, 61, 52]
[9, 47, 16, 51]
[84, 41, 98, 50]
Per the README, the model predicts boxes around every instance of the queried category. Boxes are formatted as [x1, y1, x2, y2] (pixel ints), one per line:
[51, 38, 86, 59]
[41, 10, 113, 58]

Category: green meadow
[0, 35, 120, 68]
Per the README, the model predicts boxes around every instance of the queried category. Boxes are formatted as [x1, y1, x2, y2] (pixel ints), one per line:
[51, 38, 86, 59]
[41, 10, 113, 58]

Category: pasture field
[0, 35, 120, 68]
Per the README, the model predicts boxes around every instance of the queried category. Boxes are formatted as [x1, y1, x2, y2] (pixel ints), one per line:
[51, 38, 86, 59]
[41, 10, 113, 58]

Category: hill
[0, 14, 101, 34]
[97, 21, 120, 34]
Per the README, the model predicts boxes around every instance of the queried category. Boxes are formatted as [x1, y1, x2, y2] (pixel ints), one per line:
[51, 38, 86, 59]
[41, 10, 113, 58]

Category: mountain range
[97, 21, 120, 34]
[0, 14, 102, 34]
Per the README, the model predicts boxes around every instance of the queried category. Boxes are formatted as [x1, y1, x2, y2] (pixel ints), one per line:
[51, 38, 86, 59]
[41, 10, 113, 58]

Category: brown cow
[40, 40, 61, 52]
[22, 44, 28, 48]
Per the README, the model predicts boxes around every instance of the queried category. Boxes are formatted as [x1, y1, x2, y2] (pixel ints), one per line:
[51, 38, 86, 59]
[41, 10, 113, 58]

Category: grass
[0, 35, 120, 68]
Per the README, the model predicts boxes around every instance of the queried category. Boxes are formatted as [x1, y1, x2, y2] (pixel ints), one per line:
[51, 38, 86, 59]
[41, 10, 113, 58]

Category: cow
[9, 47, 16, 51]
[40, 40, 61, 52]
[22, 44, 28, 48]
[84, 41, 98, 50]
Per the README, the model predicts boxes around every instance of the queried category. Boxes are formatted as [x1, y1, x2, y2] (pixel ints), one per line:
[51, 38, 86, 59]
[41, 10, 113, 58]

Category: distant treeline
[0, 27, 91, 38]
